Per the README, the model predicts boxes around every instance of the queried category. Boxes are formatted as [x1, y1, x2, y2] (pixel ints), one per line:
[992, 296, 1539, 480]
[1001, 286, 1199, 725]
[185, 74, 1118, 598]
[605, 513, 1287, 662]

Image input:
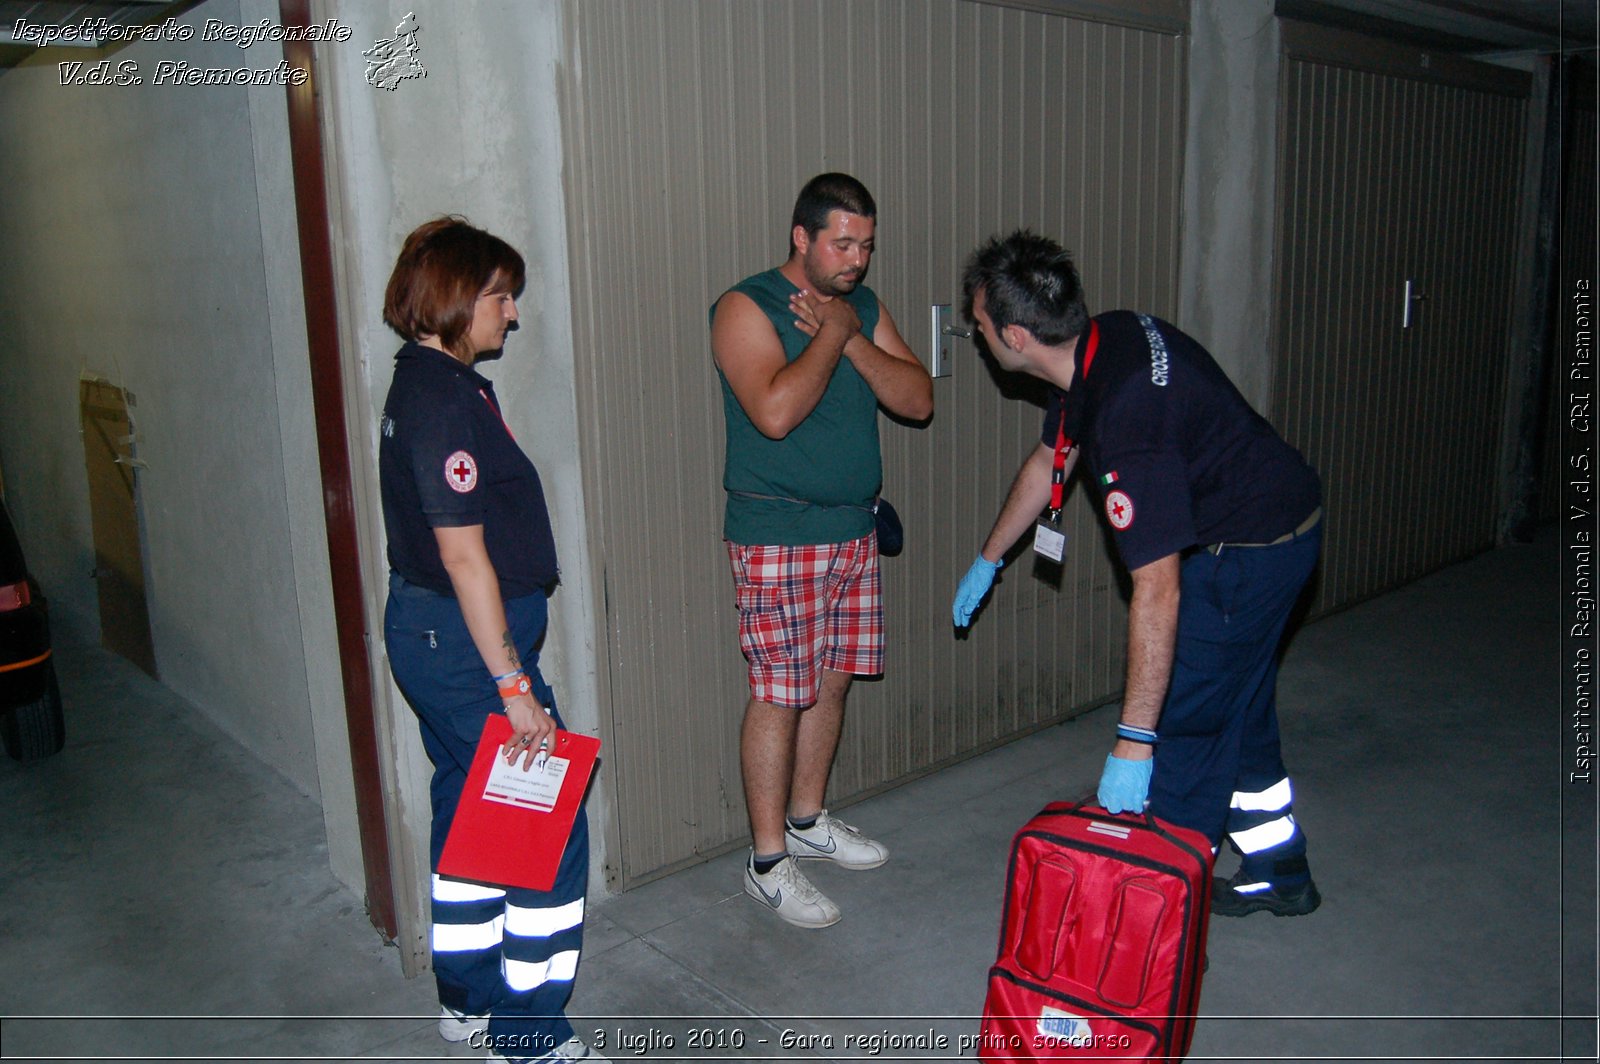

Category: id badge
[1033, 522, 1066, 562]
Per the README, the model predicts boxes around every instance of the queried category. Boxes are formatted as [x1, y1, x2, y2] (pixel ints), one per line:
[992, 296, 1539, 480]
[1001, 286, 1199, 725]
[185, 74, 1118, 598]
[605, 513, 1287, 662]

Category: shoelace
[770, 858, 824, 902]
[819, 813, 869, 842]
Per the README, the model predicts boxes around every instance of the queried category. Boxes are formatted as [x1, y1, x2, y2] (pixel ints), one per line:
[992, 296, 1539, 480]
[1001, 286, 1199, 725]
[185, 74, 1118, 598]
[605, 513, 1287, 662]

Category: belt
[1205, 506, 1321, 556]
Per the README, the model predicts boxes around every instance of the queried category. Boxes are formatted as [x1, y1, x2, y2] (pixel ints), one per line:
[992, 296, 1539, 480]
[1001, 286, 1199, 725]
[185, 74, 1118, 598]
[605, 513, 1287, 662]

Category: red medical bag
[979, 802, 1213, 1061]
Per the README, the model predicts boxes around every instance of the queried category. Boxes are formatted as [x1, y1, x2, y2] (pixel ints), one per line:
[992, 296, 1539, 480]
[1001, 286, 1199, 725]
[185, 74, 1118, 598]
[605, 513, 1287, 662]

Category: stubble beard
[806, 265, 864, 299]
[803, 244, 868, 297]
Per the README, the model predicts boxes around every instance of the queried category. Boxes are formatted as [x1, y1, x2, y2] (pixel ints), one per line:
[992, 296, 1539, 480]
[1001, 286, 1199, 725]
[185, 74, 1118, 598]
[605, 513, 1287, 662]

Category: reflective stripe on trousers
[1225, 775, 1309, 888]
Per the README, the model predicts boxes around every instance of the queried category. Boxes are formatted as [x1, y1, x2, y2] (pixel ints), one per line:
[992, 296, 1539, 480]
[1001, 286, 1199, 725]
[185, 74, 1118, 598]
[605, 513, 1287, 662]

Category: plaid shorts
[726, 535, 884, 708]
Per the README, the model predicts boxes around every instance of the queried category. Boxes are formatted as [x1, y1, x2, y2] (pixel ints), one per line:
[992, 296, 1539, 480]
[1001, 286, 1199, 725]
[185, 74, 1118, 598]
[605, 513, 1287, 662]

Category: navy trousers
[1147, 525, 1320, 886]
[385, 574, 587, 1061]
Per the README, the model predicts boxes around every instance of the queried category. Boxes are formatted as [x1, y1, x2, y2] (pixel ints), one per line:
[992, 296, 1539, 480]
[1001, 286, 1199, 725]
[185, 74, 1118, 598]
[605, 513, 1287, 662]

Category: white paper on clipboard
[482, 754, 571, 813]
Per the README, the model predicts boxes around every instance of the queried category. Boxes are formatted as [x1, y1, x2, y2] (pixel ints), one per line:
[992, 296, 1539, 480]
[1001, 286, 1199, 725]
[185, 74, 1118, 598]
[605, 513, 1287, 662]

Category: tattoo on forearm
[501, 631, 521, 670]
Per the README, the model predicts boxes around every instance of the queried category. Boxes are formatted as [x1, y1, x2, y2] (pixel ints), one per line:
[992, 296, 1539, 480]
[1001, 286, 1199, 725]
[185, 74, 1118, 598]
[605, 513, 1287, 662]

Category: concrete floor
[1, 532, 1593, 1063]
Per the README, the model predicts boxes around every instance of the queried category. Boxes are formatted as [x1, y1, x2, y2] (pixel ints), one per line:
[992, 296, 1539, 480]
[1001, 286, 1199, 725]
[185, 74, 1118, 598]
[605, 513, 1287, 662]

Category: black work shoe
[1211, 873, 1322, 917]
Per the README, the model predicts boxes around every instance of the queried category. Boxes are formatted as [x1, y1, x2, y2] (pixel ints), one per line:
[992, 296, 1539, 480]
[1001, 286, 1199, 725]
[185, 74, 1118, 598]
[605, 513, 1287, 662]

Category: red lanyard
[1047, 322, 1099, 521]
[479, 389, 516, 442]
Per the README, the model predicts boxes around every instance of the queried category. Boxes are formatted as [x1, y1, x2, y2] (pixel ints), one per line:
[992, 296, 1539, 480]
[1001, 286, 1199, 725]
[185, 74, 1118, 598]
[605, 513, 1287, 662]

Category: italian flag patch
[1100, 471, 1119, 486]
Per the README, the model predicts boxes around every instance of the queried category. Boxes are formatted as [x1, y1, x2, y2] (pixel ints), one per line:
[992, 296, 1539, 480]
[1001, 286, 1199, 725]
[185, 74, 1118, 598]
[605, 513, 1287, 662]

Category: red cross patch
[1105, 489, 1135, 530]
[444, 451, 478, 493]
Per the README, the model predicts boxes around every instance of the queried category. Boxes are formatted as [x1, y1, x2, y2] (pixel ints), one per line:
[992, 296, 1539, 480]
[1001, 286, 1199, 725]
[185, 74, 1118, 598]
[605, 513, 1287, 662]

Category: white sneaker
[487, 1036, 610, 1062]
[439, 1004, 489, 1042]
[785, 810, 889, 869]
[743, 853, 841, 928]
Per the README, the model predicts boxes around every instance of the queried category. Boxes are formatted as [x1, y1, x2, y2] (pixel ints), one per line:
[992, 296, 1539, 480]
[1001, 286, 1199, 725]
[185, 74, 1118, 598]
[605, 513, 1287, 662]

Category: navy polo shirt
[1042, 311, 1320, 571]
[379, 342, 559, 598]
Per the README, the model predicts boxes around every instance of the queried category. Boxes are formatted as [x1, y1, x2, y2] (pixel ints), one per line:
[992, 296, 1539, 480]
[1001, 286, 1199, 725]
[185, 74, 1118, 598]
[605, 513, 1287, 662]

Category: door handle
[1403, 279, 1428, 329]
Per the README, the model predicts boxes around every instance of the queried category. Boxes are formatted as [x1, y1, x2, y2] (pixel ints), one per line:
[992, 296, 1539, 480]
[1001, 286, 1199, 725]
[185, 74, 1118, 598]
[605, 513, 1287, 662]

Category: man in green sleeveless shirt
[710, 173, 933, 928]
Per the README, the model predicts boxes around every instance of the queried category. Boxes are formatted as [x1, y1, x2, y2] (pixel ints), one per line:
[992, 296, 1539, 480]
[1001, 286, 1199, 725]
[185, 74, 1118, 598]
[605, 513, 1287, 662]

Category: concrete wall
[0, 0, 361, 888]
[1178, 0, 1281, 410]
[314, 0, 605, 960]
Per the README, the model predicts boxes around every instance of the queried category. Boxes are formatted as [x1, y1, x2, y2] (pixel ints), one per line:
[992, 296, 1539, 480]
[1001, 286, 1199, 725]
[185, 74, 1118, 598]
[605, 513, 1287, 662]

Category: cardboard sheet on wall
[79, 377, 156, 678]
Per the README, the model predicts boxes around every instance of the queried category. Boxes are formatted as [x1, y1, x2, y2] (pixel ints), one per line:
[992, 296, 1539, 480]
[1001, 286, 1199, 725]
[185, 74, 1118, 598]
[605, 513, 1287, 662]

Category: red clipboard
[438, 715, 599, 891]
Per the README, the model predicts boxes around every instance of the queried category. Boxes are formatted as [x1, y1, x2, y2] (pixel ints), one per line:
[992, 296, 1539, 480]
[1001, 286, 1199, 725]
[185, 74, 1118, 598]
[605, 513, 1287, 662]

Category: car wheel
[2, 662, 65, 761]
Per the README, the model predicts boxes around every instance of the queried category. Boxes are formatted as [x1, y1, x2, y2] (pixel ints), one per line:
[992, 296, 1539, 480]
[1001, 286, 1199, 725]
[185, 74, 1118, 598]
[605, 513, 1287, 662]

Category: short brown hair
[383, 217, 525, 359]
[789, 172, 876, 255]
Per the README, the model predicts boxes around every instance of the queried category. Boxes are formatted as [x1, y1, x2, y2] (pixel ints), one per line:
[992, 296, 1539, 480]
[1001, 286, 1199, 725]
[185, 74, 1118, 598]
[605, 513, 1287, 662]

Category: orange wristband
[496, 671, 531, 702]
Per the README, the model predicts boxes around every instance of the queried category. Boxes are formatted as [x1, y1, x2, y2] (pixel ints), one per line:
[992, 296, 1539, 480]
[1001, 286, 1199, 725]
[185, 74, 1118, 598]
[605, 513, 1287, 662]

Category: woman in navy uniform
[379, 218, 605, 1064]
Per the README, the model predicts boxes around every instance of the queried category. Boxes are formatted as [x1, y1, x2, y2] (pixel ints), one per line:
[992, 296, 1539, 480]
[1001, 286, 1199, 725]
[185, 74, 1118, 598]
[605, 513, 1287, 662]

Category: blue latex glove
[952, 554, 1003, 626]
[1098, 753, 1153, 814]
